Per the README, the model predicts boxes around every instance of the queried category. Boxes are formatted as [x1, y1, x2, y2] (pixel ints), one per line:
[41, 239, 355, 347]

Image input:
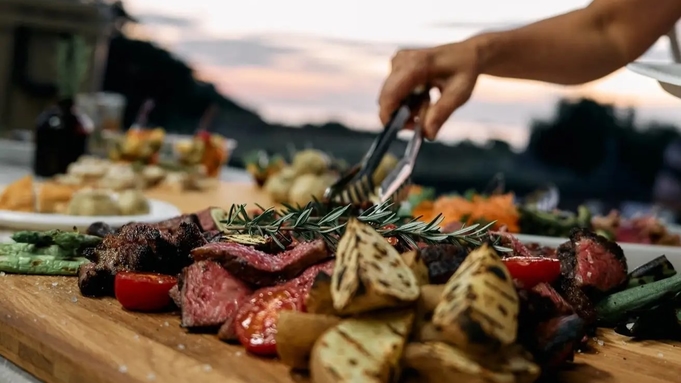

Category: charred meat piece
[218, 260, 334, 342]
[493, 231, 534, 258]
[202, 230, 223, 243]
[418, 244, 470, 284]
[558, 228, 627, 293]
[180, 260, 252, 328]
[534, 314, 585, 368]
[532, 283, 573, 315]
[557, 276, 597, 323]
[153, 214, 200, 232]
[524, 242, 557, 258]
[191, 239, 330, 286]
[86, 222, 115, 238]
[78, 222, 205, 297]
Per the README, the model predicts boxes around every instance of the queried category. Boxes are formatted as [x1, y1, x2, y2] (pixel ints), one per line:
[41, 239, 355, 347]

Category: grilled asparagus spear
[11, 230, 101, 251]
[0, 255, 88, 275]
[0, 243, 76, 258]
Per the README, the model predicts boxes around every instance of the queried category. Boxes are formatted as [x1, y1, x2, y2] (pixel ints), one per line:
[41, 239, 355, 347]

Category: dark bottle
[33, 97, 92, 177]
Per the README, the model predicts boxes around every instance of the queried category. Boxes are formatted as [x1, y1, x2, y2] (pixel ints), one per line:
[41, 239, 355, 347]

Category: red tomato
[502, 257, 561, 289]
[235, 286, 301, 356]
[195, 130, 211, 142]
[114, 272, 177, 312]
[381, 224, 399, 247]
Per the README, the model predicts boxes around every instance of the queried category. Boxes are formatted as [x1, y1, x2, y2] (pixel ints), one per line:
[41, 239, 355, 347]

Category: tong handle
[360, 86, 429, 175]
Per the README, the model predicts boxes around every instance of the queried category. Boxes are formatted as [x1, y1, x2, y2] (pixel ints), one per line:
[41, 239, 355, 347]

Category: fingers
[423, 76, 475, 140]
[378, 50, 430, 126]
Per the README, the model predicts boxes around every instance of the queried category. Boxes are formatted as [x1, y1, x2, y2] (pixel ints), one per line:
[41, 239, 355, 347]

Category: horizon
[125, 0, 681, 149]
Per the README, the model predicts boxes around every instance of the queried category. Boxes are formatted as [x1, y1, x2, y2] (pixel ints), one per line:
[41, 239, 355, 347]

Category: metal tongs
[324, 86, 429, 205]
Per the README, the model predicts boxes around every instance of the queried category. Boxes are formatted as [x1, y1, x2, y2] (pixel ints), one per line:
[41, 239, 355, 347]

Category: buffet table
[0, 181, 679, 383]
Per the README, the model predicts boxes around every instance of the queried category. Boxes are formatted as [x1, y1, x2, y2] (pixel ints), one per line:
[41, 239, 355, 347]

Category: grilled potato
[331, 218, 420, 315]
[401, 250, 430, 286]
[276, 311, 341, 370]
[310, 310, 414, 383]
[432, 243, 519, 352]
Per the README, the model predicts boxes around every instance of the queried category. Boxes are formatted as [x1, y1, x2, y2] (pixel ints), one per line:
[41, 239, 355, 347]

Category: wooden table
[0, 182, 679, 383]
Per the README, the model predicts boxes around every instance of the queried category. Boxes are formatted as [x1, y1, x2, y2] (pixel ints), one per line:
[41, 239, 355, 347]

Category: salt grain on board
[118, 365, 128, 373]
[51, 282, 58, 287]
[0, 272, 6, 276]
[658, 353, 664, 358]
[70, 296, 78, 303]
[133, 335, 140, 341]
[202, 364, 212, 372]
[147, 373, 156, 381]
[163, 321, 169, 327]
[177, 344, 185, 350]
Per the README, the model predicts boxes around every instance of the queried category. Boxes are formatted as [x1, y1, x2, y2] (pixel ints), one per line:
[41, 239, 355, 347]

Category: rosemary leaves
[220, 200, 508, 251]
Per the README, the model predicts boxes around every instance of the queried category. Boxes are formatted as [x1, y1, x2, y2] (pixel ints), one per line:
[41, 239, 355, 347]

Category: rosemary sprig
[221, 199, 510, 252]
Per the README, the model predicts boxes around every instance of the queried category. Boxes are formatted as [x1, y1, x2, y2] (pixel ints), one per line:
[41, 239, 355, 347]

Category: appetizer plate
[627, 61, 681, 99]
[515, 233, 681, 271]
[0, 199, 182, 231]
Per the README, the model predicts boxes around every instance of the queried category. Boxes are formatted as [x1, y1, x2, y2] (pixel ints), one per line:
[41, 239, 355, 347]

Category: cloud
[136, 13, 196, 28]
[174, 35, 345, 74]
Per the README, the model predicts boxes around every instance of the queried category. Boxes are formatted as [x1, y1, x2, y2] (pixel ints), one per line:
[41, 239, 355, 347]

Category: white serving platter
[0, 198, 182, 231]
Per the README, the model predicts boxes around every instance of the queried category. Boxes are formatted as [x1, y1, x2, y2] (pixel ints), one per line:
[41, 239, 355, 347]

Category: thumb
[423, 77, 475, 139]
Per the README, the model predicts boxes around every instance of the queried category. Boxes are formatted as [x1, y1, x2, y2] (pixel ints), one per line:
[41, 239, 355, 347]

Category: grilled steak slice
[169, 284, 182, 308]
[181, 261, 252, 328]
[78, 222, 205, 297]
[532, 283, 573, 315]
[558, 228, 627, 293]
[557, 277, 596, 323]
[191, 239, 330, 286]
[418, 244, 470, 284]
[219, 260, 335, 341]
[195, 207, 222, 232]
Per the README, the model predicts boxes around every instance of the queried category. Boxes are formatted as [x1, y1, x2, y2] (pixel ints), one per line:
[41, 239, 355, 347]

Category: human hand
[378, 41, 481, 140]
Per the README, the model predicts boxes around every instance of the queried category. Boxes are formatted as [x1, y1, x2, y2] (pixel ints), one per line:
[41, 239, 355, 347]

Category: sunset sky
[125, 0, 681, 148]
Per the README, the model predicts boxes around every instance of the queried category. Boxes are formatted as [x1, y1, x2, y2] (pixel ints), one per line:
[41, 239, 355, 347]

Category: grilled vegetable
[627, 255, 676, 288]
[432, 243, 519, 352]
[331, 218, 420, 315]
[305, 272, 337, 315]
[310, 310, 414, 383]
[114, 272, 177, 312]
[502, 257, 561, 289]
[517, 205, 591, 238]
[401, 250, 430, 286]
[0, 255, 88, 275]
[403, 342, 539, 383]
[11, 230, 102, 252]
[596, 274, 681, 324]
[276, 311, 341, 370]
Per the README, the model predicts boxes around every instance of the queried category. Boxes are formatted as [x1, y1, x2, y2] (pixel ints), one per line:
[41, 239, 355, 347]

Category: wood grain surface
[0, 181, 678, 383]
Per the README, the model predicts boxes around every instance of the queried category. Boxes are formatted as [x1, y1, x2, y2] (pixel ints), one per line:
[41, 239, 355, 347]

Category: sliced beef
[524, 243, 557, 258]
[557, 277, 596, 323]
[78, 222, 206, 297]
[180, 260, 252, 328]
[532, 283, 573, 315]
[169, 284, 182, 308]
[418, 244, 470, 284]
[219, 260, 335, 342]
[195, 207, 221, 232]
[493, 231, 534, 258]
[191, 239, 330, 286]
[558, 228, 627, 293]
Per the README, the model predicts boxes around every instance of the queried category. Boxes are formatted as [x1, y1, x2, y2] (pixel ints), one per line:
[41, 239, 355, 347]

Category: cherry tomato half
[502, 257, 561, 289]
[235, 286, 301, 356]
[114, 272, 177, 312]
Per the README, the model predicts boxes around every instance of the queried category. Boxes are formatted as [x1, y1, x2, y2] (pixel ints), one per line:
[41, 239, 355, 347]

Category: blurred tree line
[526, 98, 680, 188]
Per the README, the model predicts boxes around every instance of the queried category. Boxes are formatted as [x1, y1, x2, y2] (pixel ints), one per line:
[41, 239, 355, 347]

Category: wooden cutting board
[0, 182, 679, 383]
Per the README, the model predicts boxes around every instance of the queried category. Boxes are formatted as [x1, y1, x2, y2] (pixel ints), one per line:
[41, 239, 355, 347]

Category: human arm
[473, 0, 681, 84]
[379, 0, 681, 139]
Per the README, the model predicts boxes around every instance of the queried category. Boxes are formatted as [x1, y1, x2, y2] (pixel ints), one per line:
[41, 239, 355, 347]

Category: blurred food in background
[248, 148, 398, 206]
[108, 127, 165, 164]
[174, 131, 232, 177]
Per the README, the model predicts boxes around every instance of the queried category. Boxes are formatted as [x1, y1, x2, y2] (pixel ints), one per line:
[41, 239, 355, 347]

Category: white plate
[627, 62, 681, 99]
[0, 199, 182, 231]
[515, 233, 681, 271]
